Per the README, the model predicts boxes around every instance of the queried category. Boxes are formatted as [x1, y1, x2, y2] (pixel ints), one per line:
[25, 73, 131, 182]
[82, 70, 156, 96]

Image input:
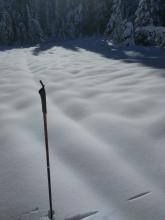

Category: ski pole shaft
[39, 81, 54, 220]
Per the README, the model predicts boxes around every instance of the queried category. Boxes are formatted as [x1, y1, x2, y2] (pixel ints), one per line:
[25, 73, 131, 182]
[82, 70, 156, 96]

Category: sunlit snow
[0, 37, 165, 220]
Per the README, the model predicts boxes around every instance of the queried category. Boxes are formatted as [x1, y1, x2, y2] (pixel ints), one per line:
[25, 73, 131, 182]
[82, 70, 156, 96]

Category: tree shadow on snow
[32, 40, 58, 56]
[63, 37, 165, 70]
[1, 36, 164, 71]
[32, 36, 165, 71]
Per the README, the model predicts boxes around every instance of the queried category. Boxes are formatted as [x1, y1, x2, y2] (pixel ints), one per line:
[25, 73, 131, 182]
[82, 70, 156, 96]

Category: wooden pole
[39, 81, 54, 220]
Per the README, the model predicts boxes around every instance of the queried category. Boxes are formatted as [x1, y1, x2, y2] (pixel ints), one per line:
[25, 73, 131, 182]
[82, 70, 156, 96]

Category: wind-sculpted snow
[0, 38, 165, 220]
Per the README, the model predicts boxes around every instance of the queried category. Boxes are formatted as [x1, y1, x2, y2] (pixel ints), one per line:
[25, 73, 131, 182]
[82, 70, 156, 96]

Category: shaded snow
[0, 37, 165, 220]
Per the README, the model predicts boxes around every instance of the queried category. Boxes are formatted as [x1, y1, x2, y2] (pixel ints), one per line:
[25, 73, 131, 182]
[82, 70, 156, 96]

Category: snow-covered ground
[0, 37, 165, 220]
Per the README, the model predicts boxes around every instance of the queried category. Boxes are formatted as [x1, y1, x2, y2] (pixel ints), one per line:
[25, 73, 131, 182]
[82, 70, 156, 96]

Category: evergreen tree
[1, 0, 163, 46]
[106, 0, 123, 43]
[105, 0, 134, 46]
[150, 0, 161, 25]
[0, 0, 113, 44]
[0, 11, 13, 44]
[66, 0, 83, 38]
[93, 0, 109, 34]
[135, 0, 165, 47]
[135, 0, 153, 27]
[26, 4, 43, 42]
[160, 0, 165, 26]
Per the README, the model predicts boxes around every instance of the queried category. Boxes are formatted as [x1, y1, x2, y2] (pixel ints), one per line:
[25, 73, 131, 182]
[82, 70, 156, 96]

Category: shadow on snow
[32, 36, 165, 71]
[0, 36, 165, 70]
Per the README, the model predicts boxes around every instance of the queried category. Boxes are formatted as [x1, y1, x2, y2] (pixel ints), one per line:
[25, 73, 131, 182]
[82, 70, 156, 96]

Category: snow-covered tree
[27, 5, 43, 42]
[135, 0, 153, 27]
[150, 0, 161, 25]
[0, 0, 111, 44]
[160, 0, 165, 26]
[104, 0, 164, 47]
[105, 0, 123, 42]
[135, 0, 165, 47]
[135, 25, 165, 47]
[92, 0, 109, 34]
[66, 0, 83, 38]
[105, 0, 134, 46]
[122, 21, 134, 46]
[0, 0, 164, 46]
[135, 0, 163, 27]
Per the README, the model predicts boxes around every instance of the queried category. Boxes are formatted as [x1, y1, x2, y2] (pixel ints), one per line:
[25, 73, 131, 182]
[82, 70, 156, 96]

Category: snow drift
[0, 37, 165, 220]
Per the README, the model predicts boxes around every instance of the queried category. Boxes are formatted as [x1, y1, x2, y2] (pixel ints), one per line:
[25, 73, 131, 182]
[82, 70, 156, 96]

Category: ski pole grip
[39, 80, 47, 114]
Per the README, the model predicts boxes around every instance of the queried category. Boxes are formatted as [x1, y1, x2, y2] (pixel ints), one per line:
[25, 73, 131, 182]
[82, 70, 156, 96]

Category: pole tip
[40, 80, 45, 88]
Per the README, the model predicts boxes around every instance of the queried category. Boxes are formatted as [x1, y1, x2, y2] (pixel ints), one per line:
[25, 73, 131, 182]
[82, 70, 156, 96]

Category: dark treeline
[0, 0, 112, 44]
[0, 0, 165, 46]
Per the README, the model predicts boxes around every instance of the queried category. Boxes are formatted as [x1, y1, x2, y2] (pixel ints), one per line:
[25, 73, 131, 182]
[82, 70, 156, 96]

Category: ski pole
[39, 80, 54, 220]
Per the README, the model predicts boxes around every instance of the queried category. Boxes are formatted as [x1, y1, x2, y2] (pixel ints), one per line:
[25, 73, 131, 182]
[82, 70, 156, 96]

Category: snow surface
[0, 37, 165, 220]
